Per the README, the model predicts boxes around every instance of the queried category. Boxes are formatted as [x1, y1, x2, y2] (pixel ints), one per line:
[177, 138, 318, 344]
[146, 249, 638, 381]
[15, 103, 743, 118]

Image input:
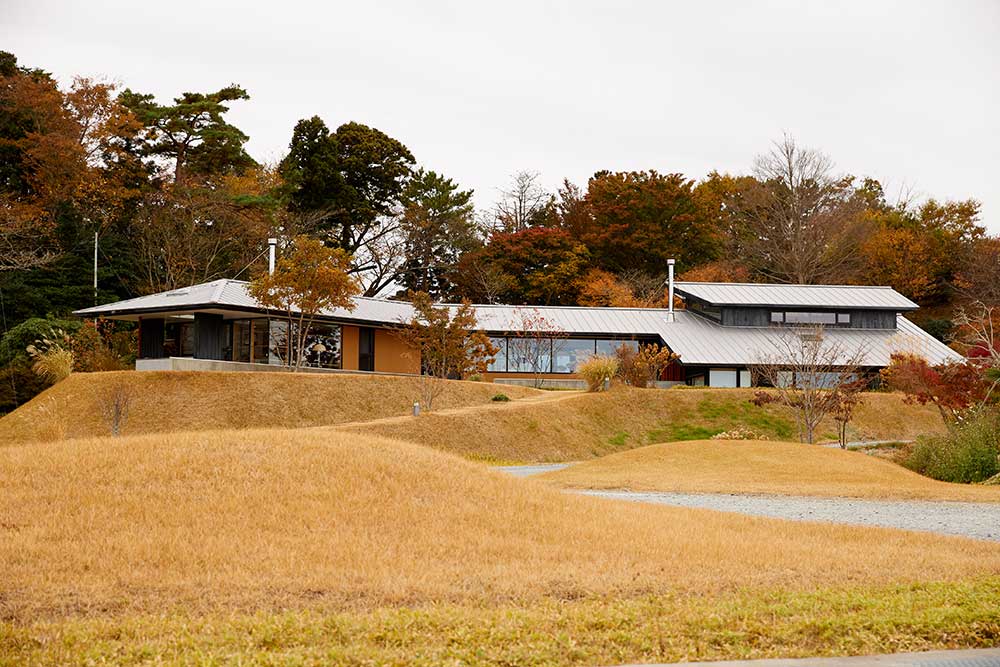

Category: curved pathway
[575, 490, 1000, 542]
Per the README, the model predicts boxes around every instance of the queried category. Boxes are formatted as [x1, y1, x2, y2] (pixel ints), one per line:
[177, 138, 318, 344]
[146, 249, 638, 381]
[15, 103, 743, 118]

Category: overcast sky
[5, 0, 999, 230]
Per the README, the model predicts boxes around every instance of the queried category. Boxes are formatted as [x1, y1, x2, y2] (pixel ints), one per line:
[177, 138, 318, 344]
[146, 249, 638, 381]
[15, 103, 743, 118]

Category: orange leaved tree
[248, 236, 358, 371]
[395, 291, 497, 410]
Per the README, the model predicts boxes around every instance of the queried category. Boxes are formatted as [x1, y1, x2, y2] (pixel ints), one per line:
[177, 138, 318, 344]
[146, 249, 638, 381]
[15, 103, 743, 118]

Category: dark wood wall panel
[194, 313, 227, 360]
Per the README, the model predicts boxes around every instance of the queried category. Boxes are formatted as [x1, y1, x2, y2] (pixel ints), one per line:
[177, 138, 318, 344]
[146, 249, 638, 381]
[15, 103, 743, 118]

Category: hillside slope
[0, 371, 540, 444]
[343, 387, 946, 462]
[3, 428, 998, 621]
[541, 439, 1000, 502]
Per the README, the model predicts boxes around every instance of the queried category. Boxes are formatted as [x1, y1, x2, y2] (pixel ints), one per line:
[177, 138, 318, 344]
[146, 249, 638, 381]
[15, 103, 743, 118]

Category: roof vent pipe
[666, 258, 675, 322]
[267, 238, 277, 275]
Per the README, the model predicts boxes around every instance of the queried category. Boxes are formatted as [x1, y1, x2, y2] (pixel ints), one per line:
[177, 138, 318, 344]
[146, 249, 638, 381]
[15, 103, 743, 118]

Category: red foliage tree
[880, 353, 988, 424]
[453, 227, 589, 305]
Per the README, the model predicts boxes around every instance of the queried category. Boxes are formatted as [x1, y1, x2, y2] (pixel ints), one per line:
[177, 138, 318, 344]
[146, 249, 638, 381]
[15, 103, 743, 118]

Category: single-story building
[74, 277, 960, 387]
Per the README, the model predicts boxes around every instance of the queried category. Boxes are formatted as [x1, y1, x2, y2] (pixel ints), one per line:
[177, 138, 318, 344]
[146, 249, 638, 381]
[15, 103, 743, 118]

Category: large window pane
[553, 339, 596, 373]
[301, 323, 343, 369]
[232, 320, 252, 362]
[252, 319, 269, 364]
[508, 337, 552, 373]
[784, 311, 837, 325]
[596, 339, 638, 356]
[163, 322, 194, 357]
[488, 337, 507, 372]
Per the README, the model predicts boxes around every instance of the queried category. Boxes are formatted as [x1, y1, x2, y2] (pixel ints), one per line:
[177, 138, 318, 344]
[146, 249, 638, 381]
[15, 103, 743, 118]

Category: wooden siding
[193, 313, 227, 360]
[721, 307, 770, 327]
[138, 318, 164, 359]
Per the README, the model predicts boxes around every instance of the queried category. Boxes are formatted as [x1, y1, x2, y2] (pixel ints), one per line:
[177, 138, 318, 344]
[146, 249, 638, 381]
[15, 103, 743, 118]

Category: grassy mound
[0, 370, 541, 444]
[347, 387, 946, 462]
[541, 439, 1000, 502]
[3, 429, 999, 621]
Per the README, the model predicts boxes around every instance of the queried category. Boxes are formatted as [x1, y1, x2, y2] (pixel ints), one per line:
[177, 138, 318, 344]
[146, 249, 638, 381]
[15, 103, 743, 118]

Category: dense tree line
[1, 50, 996, 408]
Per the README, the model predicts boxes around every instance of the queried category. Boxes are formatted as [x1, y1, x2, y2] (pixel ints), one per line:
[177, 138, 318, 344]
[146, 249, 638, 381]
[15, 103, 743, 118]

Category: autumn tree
[394, 291, 497, 410]
[453, 227, 589, 305]
[863, 197, 983, 306]
[881, 353, 989, 425]
[248, 236, 358, 371]
[578, 269, 666, 308]
[396, 168, 478, 298]
[751, 326, 867, 443]
[615, 343, 679, 387]
[733, 135, 869, 284]
[582, 170, 719, 275]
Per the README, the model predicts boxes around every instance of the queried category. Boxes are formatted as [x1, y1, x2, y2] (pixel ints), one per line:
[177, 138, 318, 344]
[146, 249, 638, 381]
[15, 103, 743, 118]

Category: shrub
[491, 393, 510, 402]
[903, 413, 1000, 483]
[0, 317, 80, 366]
[614, 343, 678, 388]
[711, 427, 763, 441]
[578, 355, 619, 392]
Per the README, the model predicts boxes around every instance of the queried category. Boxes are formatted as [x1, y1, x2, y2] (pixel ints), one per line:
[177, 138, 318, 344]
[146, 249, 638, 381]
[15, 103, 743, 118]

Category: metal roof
[75, 279, 958, 367]
[73, 279, 416, 324]
[653, 311, 960, 367]
[674, 282, 919, 310]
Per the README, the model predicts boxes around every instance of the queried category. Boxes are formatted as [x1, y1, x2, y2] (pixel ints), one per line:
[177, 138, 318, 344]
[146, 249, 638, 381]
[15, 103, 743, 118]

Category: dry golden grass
[541, 439, 1000, 502]
[3, 428, 1000, 623]
[0, 370, 540, 444]
[346, 387, 946, 463]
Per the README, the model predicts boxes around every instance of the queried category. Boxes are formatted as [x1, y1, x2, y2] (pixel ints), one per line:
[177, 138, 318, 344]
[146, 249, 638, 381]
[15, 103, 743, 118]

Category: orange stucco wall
[341, 325, 359, 370]
[374, 329, 420, 374]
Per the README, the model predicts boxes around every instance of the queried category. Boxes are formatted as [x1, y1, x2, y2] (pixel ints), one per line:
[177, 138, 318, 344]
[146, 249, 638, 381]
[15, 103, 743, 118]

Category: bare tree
[751, 325, 867, 444]
[507, 308, 567, 388]
[98, 382, 134, 437]
[736, 135, 868, 284]
[953, 301, 1000, 367]
[484, 170, 552, 234]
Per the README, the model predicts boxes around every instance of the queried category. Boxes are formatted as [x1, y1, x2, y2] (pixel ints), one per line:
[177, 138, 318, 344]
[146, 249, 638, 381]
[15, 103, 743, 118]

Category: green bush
[0, 317, 80, 366]
[491, 393, 510, 402]
[903, 414, 1000, 483]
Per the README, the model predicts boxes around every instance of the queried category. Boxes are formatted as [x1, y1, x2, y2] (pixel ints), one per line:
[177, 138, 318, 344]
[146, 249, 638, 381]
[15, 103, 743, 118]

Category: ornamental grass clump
[577, 355, 619, 392]
[26, 329, 75, 384]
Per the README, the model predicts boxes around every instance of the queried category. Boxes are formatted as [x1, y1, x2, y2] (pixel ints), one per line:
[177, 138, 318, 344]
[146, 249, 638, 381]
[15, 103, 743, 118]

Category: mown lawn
[4, 579, 999, 666]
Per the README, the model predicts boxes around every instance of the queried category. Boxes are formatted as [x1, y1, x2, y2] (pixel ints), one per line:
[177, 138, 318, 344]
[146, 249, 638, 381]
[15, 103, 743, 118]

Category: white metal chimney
[666, 258, 675, 322]
[267, 238, 277, 274]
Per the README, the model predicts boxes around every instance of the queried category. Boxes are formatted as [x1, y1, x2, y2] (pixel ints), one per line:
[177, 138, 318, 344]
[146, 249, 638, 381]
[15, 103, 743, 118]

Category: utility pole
[93, 231, 99, 305]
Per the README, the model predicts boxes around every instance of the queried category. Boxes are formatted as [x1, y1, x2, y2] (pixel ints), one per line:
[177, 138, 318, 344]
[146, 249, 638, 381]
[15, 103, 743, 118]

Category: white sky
[4, 0, 999, 230]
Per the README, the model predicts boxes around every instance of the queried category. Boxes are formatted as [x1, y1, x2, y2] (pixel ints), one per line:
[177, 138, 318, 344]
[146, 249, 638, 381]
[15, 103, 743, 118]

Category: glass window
[508, 337, 552, 373]
[488, 337, 507, 372]
[553, 339, 596, 373]
[784, 311, 837, 325]
[709, 368, 738, 388]
[252, 319, 269, 364]
[163, 322, 194, 357]
[300, 322, 343, 369]
[770, 312, 783, 324]
[596, 339, 638, 356]
[837, 313, 852, 325]
[232, 320, 252, 362]
[268, 320, 289, 364]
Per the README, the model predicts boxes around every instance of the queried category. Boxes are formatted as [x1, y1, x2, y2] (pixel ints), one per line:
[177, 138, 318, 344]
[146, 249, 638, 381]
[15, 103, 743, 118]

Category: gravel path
[575, 490, 1000, 541]
[495, 463, 570, 478]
